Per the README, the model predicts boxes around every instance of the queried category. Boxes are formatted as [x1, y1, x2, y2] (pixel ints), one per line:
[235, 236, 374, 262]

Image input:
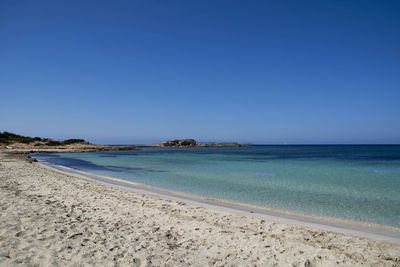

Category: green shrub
[45, 141, 62, 146]
[0, 131, 87, 146]
[0, 131, 35, 144]
[62, 139, 86, 145]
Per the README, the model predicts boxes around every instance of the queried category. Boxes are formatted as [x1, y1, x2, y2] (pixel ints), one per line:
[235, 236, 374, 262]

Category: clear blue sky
[1, 0, 399, 144]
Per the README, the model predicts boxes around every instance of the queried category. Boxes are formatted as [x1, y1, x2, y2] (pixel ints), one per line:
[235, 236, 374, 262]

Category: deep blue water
[32, 145, 400, 227]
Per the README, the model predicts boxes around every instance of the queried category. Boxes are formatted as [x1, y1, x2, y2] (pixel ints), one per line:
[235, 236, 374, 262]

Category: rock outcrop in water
[160, 139, 197, 147]
[147, 139, 248, 148]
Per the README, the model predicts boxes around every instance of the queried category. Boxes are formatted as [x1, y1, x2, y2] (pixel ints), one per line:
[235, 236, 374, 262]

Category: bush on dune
[0, 131, 41, 144]
[62, 139, 86, 145]
[0, 131, 88, 146]
[45, 141, 63, 146]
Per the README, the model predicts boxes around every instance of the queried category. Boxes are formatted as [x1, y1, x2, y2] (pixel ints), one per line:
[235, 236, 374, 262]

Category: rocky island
[146, 139, 248, 148]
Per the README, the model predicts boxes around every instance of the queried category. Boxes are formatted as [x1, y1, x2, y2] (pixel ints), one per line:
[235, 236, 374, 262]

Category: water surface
[32, 145, 400, 227]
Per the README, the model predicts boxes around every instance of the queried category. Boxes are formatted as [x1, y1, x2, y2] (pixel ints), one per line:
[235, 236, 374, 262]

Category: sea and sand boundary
[35, 155, 400, 245]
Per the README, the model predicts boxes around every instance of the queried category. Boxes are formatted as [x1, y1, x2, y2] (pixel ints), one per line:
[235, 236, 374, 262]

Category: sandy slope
[0, 152, 399, 266]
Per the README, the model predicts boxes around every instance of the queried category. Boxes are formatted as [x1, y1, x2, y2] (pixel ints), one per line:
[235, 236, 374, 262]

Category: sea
[32, 145, 400, 228]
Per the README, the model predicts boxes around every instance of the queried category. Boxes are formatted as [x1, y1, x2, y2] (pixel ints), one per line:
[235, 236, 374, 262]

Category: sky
[1, 0, 399, 144]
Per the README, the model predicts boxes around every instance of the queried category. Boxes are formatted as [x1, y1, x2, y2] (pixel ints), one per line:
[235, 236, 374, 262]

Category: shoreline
[36, 157, 400, 244]
[1, 150, 400, 265]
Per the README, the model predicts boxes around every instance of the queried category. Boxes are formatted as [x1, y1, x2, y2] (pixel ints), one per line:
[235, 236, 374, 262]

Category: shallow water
[32, 145, 400, 227]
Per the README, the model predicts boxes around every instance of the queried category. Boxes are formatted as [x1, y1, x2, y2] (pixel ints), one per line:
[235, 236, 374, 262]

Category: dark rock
[305, 259, 312, 267]
[160, 139, 196, 147]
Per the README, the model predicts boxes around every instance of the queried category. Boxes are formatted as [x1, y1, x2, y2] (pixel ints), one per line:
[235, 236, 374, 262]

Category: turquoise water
[32, 145, 400, 227]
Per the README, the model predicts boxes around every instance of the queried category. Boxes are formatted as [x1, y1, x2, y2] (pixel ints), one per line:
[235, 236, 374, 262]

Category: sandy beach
[1, 152, 400, 266]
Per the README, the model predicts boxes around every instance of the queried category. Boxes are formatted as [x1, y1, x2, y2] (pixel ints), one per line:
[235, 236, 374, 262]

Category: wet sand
[1, 151, 400, 266]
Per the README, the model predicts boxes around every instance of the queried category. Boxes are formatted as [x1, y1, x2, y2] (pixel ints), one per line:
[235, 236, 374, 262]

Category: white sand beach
[1, 151, 399, 266]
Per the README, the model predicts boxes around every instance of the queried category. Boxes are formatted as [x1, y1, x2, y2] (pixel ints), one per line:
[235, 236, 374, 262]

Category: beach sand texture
[1, 152, 399, 266]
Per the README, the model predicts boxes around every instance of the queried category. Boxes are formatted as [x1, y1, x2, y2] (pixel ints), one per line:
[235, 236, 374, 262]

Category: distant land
[145, 139, 248, 148]
[0, 132, 247, 152]
[0, 131, 136, 152]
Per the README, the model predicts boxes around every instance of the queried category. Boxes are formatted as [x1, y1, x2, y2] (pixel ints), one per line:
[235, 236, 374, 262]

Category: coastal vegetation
[39, 139, 87, 146]
[0, 131, 43, 144]
[0, 131, 136, 152]
[0, 131, 87, 146]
